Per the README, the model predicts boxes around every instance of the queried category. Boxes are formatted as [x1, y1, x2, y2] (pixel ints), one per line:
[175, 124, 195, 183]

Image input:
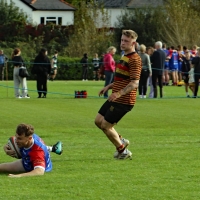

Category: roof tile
[22, 0, 75, 10]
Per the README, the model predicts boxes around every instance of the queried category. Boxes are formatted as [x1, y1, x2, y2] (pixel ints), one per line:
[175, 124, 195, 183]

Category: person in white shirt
[50, 50, 58, 81]
[188, 65, 195, 95]
[92, 53, 100, 81]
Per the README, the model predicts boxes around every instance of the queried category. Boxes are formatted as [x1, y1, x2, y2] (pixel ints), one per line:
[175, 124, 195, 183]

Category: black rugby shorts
[98, 100, 133, 124]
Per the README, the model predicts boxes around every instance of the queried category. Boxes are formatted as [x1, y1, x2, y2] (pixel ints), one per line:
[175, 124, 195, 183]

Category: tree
[114, 7, 164, 48]
[161, 0, 200, 47]
[65, 0, 114, 57]
[0, 0, 28, 41]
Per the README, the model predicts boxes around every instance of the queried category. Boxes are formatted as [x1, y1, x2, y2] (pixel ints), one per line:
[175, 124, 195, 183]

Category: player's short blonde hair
[122, 30, 138, 40]
[140, 44, 146, 53]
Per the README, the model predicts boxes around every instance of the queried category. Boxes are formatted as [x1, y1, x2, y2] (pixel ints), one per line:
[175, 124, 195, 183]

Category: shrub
[5, 54, 121, 80]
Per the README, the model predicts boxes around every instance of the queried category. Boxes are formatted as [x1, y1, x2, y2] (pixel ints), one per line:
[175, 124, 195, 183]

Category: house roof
[98, 0, 164, 8]
[21, 0, 75, 11]
[127, 0, 164, 8]
[98, 0, 132, 8]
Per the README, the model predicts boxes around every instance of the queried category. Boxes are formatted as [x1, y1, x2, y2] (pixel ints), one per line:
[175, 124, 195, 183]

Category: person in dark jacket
[181, 51, 192, 97]
[32, 48, 51, 98]
[191, 47, 200, 98]
[81, 53, 88, 81]
[151, 41, 166, 98]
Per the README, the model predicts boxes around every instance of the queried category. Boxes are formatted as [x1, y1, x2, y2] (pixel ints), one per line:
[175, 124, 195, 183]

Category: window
[40, 17, 62, 25]
[46, 17, 56, 24]
[40, 17, 44, 24]
[58, 17, 62, 25]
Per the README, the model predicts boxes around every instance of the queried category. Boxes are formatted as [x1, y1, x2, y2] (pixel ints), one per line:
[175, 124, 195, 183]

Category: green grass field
[0, 80, 199, 200]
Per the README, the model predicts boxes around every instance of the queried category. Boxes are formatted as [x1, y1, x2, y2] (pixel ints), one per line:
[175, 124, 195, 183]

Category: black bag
[19, 66, 29, 78]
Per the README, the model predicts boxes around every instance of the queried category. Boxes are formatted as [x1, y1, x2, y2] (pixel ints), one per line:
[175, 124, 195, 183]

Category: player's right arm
[98, 83, 113, 97]
[3, 144, 17, 158]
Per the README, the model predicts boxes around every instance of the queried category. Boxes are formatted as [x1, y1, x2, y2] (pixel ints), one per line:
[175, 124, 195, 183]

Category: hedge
[5, 55, 121, 80]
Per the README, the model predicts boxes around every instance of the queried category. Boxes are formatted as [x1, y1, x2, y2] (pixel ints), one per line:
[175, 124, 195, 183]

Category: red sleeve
[191, 50, 196, 55]
[168, 50, 173, 58]
[29, 146, 46, 169]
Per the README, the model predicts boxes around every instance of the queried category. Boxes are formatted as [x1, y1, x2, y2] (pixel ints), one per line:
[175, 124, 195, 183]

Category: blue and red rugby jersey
[20, 134, 52, 172]
[169, 51, 179, 70]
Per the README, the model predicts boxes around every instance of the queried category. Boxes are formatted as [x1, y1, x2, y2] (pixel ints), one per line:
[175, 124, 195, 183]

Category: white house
[98, 0, 164, 28]
[6, 0, 75, 25]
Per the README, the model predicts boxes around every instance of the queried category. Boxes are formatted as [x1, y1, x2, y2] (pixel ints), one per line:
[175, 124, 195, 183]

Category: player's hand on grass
[3, 144, 17, 158]
[8, 174, 21, 178]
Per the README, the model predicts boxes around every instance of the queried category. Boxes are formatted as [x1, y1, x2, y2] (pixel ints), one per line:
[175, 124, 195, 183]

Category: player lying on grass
[0, 123, 62, 178]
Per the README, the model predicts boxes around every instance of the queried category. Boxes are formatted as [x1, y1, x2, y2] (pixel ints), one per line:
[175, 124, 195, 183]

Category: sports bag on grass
[19, 66, 29, 78]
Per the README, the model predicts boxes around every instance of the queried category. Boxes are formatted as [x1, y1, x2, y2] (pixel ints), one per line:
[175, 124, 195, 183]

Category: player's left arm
[108, 80, 139, 102]
[8, 148, 47, 178]
[8, 167, 45, 178]
[119, 80, 139, 95]
[108, 56, 142, 102]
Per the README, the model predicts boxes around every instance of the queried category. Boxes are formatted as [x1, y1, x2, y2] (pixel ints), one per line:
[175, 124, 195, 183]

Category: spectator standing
[92, 53, 100, 81]
[81, 53, 88, 81]
[188, 65, 195, 95]
[181, 50, 192, 97]
[99, 53, 105, 80]
[183, 46, 188, 53]
[162, 44, 170, 86]
[49, 50, 58, 81]
[11, 48, 29, 98]
[103, 46, 116, 98]
[138, 44, 152, 98]
[191, 45, 198, 57]
[168, 46, 179, 85]
[151, 41, 166, 98]
[32, 48, 51, 98]
[177, 45, 184, 82]
[192, 47, 200, 98]
[146, 47, 154, 98]
[135, 42, 140, 53]
[0, 50, 8, 81]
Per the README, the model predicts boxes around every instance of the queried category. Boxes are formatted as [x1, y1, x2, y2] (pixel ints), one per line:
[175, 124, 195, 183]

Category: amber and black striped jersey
[112, 52, 142, 105]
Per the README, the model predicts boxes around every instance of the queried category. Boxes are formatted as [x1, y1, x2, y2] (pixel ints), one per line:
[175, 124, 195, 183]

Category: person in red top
[191, 45, 198, 57]
[103, 46, 116, 98]
[95, 30, 142, 160]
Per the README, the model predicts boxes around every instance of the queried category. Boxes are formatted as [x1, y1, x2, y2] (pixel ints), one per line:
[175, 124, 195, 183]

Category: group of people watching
[1, 42, 200, 99]
[0, 48, 58, 98]
[81, 52, 106, 81]
[162, 44, 200, 98]
[95, 42, 200, 99]
[81, 47, 117, 98]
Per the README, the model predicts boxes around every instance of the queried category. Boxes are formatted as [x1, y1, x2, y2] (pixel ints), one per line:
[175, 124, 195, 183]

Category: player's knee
[100, 122, 110, 132]
[94, 119, 101, 129]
